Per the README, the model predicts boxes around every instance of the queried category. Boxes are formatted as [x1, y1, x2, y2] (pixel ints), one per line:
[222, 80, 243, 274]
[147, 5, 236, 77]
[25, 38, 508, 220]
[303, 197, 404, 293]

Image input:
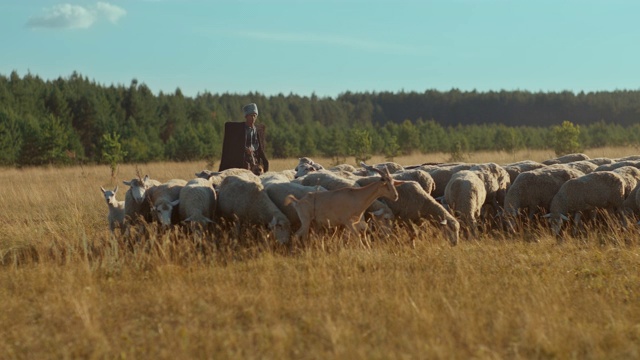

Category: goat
[284, 163, 399, 241]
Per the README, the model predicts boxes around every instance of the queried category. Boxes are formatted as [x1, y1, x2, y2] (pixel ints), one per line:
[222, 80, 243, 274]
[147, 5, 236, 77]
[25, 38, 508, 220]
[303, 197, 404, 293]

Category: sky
[1, 0, 639, 99]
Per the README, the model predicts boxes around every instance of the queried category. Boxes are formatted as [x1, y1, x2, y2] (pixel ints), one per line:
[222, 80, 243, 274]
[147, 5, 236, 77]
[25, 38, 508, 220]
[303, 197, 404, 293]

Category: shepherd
[218, 103, 269, 175]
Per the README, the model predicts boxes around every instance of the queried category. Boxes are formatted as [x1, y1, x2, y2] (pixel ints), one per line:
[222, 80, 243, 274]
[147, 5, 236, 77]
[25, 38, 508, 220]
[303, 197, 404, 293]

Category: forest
[1, 70, 640, 167]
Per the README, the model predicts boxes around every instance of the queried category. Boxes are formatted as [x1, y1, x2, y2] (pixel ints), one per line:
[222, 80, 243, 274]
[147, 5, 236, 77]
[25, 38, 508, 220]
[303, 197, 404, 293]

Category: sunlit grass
[1, 147, 640, 358]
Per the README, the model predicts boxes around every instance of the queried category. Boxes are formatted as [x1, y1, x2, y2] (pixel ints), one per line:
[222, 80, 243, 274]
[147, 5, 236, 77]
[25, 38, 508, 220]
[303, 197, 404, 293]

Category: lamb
[544, 171, 627, 238]
[541, 153, 590, 165]
[178, 177, 217, 231]
[122, 174, 162, 225]
[381, 181, 460, 246]
[216, 174, 291, 243]
[443, 170, 487, 239]
[145, 179, 188, 227]
[503, 166, 584, 232]
[100, 186, 125, 233]
[284, 166, 399, 241]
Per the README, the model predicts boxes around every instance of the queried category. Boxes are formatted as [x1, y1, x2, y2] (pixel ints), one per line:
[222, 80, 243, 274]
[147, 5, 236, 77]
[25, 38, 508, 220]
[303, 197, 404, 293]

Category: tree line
[1, 71, 640, 168]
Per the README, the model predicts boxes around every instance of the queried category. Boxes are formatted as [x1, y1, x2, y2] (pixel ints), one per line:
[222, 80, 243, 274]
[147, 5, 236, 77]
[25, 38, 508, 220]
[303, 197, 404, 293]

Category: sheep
[503, 166, 584, 232]
[353, 162, 404, 176]
[594, 160, 640, 172]
[586, 157, 615, 166]
[122, 174, 162, 225]
[381, 181, 460, 246]
[265, 182, 328, 229]
[294, 157, 325, 178]
[563, 160, 598, 174]
[100, 186, 125, 233]
[146, 179, 188, 227]
[468, 162, 511, 211]
[422, 163, 474, 198]
[612, 166, 640, 198]
[329, 163, 357, 173]
[259, 170, 296, 187]
[355, 169, 435, 194]
[624, 184, 640, 216]
[502, 160, 546, 183]
[196, 168, 259, 187]
[178, 177, 217, 232]
[541, 153, 590, 165]
[284, 166, 399, 241]
[443, 170, 487, 239]
[216, 174, 291, 243]
[544, 171, 627, 238]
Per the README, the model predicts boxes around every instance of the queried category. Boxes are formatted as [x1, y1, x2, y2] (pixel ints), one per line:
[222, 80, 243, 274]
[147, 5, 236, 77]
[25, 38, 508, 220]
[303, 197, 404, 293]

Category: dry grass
[1, 147, 640, 359]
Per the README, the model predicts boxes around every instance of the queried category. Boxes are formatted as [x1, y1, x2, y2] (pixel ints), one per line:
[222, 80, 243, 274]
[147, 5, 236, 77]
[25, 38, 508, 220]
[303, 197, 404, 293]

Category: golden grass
[1, 147, 640, 359]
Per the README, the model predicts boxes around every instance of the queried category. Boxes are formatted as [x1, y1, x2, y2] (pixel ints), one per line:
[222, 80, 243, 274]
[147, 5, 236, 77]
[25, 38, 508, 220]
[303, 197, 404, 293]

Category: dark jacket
[219, 122, 269, 172]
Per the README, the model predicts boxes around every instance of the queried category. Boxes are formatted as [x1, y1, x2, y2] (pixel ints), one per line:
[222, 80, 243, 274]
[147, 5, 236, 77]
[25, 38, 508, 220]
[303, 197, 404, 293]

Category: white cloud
[27, 2, 126, 29]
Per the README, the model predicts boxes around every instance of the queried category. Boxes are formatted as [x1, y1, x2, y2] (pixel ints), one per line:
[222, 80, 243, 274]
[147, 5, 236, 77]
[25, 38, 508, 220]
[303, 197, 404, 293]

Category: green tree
[0, 110, 23, 166]
[349, 128, 372, 165]
[552, 120, 581, 156]
[101, 132, 127, 179]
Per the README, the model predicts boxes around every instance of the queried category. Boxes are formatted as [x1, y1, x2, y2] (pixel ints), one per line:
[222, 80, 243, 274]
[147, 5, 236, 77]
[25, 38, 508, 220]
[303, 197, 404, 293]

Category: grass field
[1, 147, 640, 359]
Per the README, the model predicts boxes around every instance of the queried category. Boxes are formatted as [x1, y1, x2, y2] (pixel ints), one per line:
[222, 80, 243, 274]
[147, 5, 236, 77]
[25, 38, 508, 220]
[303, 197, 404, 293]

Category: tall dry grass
[1, 147, 640, 359]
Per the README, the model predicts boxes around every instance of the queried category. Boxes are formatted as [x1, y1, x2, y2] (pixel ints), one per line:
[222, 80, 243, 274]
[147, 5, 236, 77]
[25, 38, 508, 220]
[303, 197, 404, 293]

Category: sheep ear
[100, 186, 106, 193]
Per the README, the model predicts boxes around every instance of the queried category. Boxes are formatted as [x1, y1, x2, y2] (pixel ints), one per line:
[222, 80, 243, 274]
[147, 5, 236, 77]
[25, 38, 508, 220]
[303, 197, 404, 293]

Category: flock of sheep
[101, 152, 640, 246]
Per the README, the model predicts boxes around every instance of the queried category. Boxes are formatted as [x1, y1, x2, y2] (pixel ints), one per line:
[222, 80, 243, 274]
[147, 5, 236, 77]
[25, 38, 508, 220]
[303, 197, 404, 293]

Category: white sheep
[294, 157, 325, 178]
[593, 160, 640, 172]
[329, 163, 357, 173]
[443, 170, 487, 239]
[122, 175, 162, 225]
[355, 169, 435, 194]
[216, 174, 291, 243]
[503, 166, 584, 232]
[422, 163, 474, 198]
[284, 166, 399, 241]
[100, 186, 125, 233]
[468, 162, 511, 211]
[178, 177, 217, 231]
[563, 160, 598, 174]
[611, 166, 640, 198]
[541, 153, 590, 165]
[382, 181, 460, 245]
[502, 160, 546, 184]
[544, 171, 627, 238]
[353, 161, 404, 176]
[146, 179, 187, 227]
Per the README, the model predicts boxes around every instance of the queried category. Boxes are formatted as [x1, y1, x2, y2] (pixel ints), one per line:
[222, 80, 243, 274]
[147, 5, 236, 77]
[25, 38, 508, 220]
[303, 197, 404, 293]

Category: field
[1, 147, 640, 359]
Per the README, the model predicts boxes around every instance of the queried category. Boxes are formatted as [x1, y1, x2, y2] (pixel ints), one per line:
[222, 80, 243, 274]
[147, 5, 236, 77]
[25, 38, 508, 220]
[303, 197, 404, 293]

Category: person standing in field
[218, 103, 269, 174]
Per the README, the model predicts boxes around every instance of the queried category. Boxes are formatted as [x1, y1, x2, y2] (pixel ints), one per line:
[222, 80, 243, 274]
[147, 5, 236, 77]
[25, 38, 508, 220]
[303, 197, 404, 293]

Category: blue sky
[1, 0, 639, 98]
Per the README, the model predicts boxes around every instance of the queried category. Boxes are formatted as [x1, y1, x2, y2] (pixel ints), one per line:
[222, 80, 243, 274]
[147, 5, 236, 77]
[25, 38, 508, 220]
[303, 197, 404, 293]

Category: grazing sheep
[353, 162, 404, 176]
[265, 182, 328, 229]
[178, 178, 217, 231]
[544, 172, 627, 238]
[563, 160, 598, 174]
[216, 174, 291, 243]
[422, 163, 474, 198]
[146, 179, 188, 227]
[259, 170, 296, 187]
[123, 175, 162, 225]
[612, 166, 640, 198]
[444, 170, 487, 239]
[623, 184, 640, 216]
[594, 160, 640, 172]
[100, 186, 125, 233]
[468, 162, 511, 211]
[502, 160, 546, 184]
[381, 181, 460, 246]
[542, 153, 590, 165]
[586, 157, 615, 166]
[284, 166, 399, 241]
[330, 163, 357, 173]
[503, 166, 584, 232]
[196, 168, 259, 187]
[356, 169, 435, 194]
